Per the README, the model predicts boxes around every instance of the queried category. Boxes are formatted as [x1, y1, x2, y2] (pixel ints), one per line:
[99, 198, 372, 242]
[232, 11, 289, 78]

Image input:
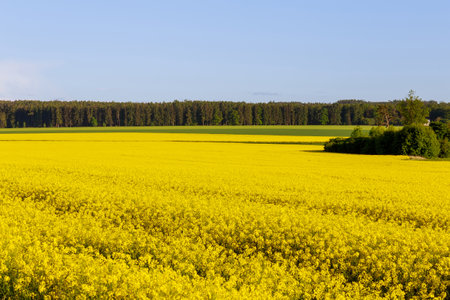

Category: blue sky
[0, 1, 449, 102]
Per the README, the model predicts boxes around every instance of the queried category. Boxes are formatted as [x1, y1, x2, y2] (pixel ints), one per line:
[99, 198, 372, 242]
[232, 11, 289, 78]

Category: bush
[324, 138, 347, 153]
[369, 126, 385, 138]
[324, 125, 442, 158]
[430, 121, 449, 140]
[397, 125, 440, 158]
[350, 126, 365, 138]
[324, 137, 375, 154]
[375, 127, 401, 155]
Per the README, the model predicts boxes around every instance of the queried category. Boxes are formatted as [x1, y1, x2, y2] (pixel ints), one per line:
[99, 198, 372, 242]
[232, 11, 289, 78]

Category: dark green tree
[228, 110, 240, 125]
[0, 112, 6, 128]
[212, 109, 223, 125]
[398, 125, 440, 158]
[90, 116, 98, 127]
[0, 99, 448, 128]
[253, 105, 263, 125]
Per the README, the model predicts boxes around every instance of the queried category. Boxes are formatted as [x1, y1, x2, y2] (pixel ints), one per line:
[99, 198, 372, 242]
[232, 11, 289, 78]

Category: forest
[0, 99, 449, 128]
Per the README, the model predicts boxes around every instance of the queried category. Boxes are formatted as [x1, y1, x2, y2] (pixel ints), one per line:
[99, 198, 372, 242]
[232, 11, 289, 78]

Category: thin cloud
[0, 60, 55, 99]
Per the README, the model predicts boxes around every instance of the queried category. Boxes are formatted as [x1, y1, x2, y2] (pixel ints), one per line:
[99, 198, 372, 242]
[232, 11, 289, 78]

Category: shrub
[397, 125, 440, 158]
[358, 137, 376, 154]
[324, 137, 375, 154]
[325, 125, 442, 158]
[369, 126, 385, 138]
[375, 127, 401, 155]
[350, 126, 365, 138]
[324, 138, 347, 153]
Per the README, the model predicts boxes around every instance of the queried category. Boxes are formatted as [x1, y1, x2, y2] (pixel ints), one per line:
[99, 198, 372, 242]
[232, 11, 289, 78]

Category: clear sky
[0, 1, 449, 102]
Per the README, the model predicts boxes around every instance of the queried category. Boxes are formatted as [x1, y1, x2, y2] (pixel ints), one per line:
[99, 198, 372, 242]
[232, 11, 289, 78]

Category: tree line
[324, 91, 450, 158]
[0, 98, 449, 128]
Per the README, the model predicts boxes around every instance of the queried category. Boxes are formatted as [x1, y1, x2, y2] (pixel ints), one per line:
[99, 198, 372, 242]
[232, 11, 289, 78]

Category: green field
[0, 125, 374, 136]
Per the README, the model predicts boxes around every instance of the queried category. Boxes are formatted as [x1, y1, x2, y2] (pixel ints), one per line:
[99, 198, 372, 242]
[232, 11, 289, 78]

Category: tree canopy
[397, 90, 429, 125]
[0, 97, 448, 128]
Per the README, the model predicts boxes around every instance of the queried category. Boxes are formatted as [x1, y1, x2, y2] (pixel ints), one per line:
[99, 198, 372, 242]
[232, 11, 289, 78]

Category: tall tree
[211, 109, 222, 125]
[320, 108, 329, 125]
[397, 90, 429, 125]
[228, 110, 240, 125]
[0, 112, 6, 128]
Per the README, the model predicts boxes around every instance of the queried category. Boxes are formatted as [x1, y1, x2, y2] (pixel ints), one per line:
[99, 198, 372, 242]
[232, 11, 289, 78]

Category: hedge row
[324, 123, 449, 158]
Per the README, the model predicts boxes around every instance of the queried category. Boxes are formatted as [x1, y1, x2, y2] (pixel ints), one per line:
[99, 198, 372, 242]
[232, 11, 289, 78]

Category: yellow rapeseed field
[0, 133, 449, 299]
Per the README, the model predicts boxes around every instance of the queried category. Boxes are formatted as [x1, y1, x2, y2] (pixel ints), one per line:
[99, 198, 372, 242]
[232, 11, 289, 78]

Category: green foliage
[397, 90, 429, 125]
[374, 127, 401, 155]
[228, 110, 240, 125]
[320, 108, 329, 125]
[429, 121, 449, 140]
[429, 121, 450, 157]
[369, 126, 385, 137]
[254, 106, 263, 125]
[375, 104, 397, 127]
[350, 126, 365, 138]
[438, 138, 450, 158]
[324, 138, 347, 153]
[325, 125, 442, 158]
[90, 117, 98, 127]
[324, 93, 445, 158]
[212, 110, 223, 125]
[397, 125, 440, 158]
[0, 112, 6, 128]
[184, 108, 193, 125]
[0, 99, 448, 128]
